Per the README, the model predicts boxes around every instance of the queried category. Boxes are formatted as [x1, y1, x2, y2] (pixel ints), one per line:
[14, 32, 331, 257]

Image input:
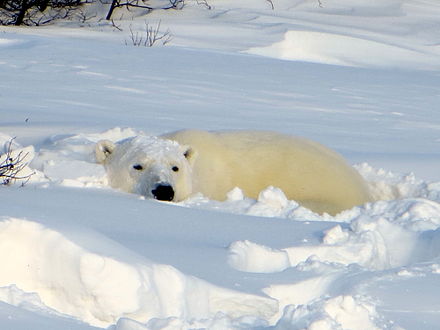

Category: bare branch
[126, 20, 172, 47]
[106, 0, 184, 20]
[266, 0, 274, 10]
[0, 0, 85, 26]
[196, 0, 211, 10]
[0, 138, 34, 186]
[74, 8, 97, 24]
[110, 18, 122, 30]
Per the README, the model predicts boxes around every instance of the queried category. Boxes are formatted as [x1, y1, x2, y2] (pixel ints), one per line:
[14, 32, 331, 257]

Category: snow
[247, 30, 440, 69]
[1, 0, 440, 328]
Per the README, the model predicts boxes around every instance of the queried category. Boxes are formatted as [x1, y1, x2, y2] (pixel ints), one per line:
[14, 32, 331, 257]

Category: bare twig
[106, 0, 183, 20]
[74, 8, 97, 24]
[266, 0, 274, 10]
[196, 0, 211, 10]
[168, 0, 184, 9]
[0, 138, 34, 186]
[126, 21, 172, 47]
[111, 18, 122, 30]
[27, 6, 79, 26]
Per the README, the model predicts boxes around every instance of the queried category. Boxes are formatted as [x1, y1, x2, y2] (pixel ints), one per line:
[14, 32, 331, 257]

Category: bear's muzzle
[152, 183, 175, 201]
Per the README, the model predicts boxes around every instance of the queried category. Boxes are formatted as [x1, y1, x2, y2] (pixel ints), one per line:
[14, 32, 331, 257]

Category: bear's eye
[133, 164, 143, 171]
[172, 166, 179, 172]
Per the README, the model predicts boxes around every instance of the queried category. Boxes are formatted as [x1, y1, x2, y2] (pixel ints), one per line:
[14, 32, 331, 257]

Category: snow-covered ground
[1, 0, 440, 328]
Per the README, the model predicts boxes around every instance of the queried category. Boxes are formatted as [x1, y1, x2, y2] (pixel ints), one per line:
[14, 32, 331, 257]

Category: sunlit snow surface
[1, 0, 440, 328]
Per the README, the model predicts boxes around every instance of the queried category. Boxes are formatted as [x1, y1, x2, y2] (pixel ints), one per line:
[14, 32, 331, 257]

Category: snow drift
[1, 0, 440, 327]
[0, 217, 277, 328]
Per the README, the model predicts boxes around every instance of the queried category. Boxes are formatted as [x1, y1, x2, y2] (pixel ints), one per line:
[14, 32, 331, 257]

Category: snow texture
[1, 0, 440, 328]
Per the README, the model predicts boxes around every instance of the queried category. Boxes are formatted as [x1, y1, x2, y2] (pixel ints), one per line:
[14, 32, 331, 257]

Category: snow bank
[0, 217, 277, 328]
[247, 30, 440, 69]
[228, 197, 440, 273]
[238, 0, 440, 70]
[30, 128, 141, 188]
[275, 295, 379, 330]
[223, 162, 440, 274]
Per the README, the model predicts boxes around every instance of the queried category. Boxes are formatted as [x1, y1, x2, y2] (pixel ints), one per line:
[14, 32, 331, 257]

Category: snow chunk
[0, 217, 278, 327]
[228, 240, 290, 273]
[226, 187, 245, 201]
[356, 162, 437, 201]
[276, 295, 379, 330]
[227, 197, 440, 274]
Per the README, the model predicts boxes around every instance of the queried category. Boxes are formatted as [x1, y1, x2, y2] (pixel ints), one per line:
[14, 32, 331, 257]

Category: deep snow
[1, 0, 440, 328]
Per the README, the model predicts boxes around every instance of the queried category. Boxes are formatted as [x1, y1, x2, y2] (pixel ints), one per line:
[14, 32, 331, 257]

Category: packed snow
[1, 0, 440, 329]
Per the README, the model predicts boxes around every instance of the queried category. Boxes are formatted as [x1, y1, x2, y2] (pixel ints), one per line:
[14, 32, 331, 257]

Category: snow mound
[228, 197, 440, 273]
[247, 30, 440, 69]
[30, 128, 141, 188]
[276, 295, 379, 330]
[224, 168, 440, 273]
[0, 217, 277, 328]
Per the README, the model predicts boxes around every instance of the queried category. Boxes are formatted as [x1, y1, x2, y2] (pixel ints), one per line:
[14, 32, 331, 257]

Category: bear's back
[162, 129, 371, 215]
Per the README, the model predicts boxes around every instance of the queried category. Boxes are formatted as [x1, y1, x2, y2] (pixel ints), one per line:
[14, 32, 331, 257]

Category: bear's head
[95, 136, 195, 202]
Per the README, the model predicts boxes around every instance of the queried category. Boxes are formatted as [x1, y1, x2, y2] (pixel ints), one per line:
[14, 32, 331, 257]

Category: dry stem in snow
[0, 139, 34, 186]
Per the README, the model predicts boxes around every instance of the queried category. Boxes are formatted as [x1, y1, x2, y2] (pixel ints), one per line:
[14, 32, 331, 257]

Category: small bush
[0, 139, 34, 186]
[0, 0, 84, 26]
[126, 21, 172, 47]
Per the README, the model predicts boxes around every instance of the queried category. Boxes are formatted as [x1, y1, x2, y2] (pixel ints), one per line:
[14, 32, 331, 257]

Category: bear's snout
[152, 183, 175, 202]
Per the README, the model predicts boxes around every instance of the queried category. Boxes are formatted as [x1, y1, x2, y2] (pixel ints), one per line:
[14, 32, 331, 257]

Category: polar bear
[96, 130, 372, 215]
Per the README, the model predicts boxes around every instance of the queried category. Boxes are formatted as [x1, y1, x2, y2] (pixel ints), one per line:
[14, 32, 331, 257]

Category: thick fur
[96, 130, 372, 215]
[95, 136, 194, 202]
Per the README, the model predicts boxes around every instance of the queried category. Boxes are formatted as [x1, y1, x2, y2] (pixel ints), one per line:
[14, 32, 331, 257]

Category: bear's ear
[182, 146, 196, 165]
[95, 140, 116, 164]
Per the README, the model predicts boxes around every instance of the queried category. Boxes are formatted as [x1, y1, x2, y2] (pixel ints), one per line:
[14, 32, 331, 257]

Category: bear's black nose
[152, 184, 175, 201]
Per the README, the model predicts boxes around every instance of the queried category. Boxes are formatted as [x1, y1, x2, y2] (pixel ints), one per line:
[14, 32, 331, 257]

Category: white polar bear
[95, 135, 194, 202]
[96, 130, 372, 215]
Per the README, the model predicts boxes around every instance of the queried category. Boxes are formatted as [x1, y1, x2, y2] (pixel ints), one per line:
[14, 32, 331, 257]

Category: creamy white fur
[95, 135, 194, 202]
[97, 130, 372, 215]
